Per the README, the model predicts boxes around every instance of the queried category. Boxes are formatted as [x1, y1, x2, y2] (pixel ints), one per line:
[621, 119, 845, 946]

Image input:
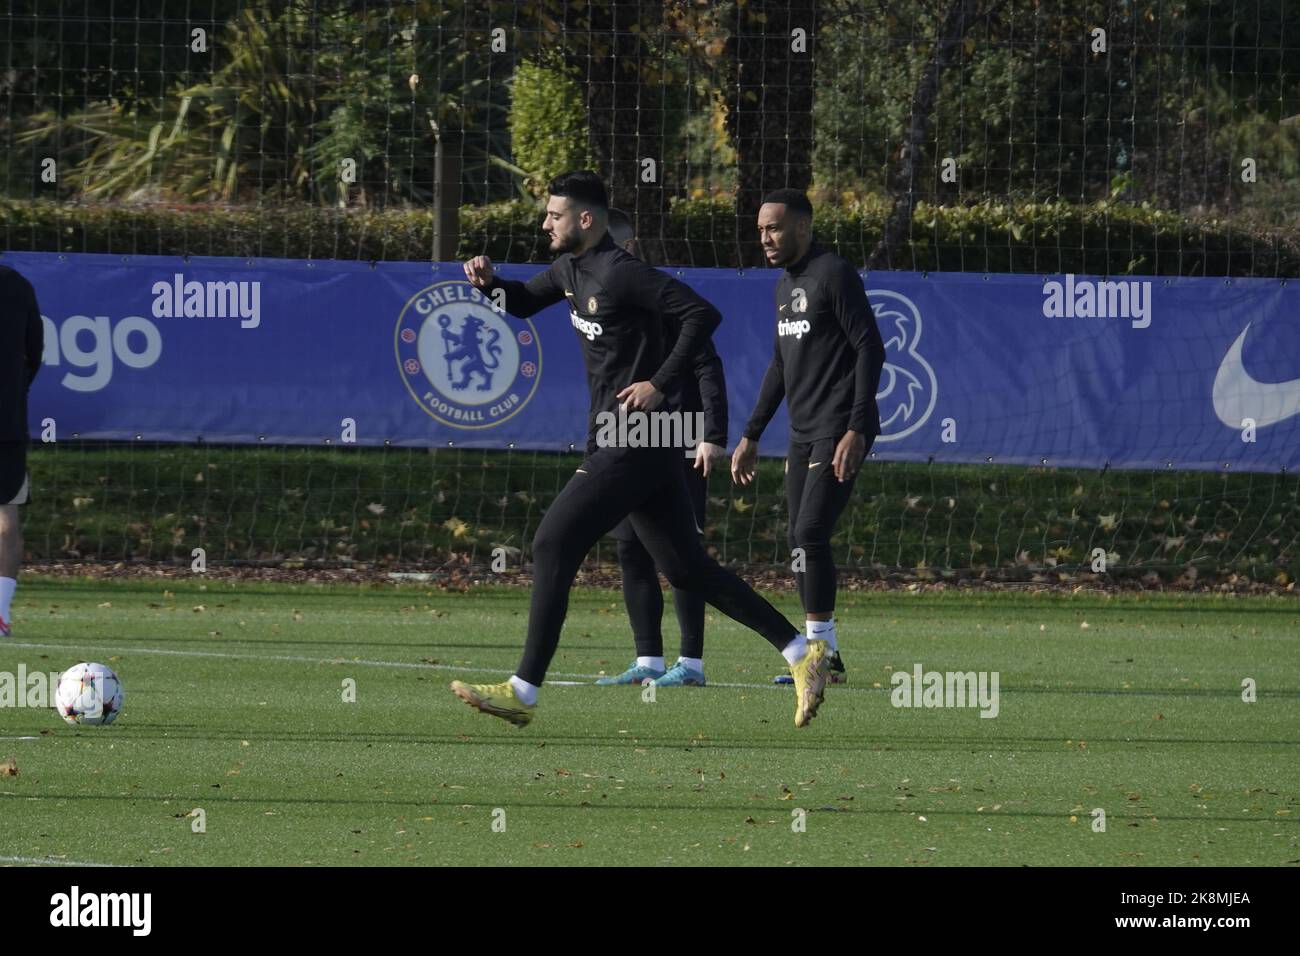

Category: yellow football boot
[450, 680, 535, 728]
[789, 640, 831, 727]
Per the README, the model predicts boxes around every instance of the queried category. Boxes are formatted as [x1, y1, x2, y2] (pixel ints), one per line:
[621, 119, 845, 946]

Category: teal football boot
[594, 661, 666, 685]
[651, 659, 706, 687]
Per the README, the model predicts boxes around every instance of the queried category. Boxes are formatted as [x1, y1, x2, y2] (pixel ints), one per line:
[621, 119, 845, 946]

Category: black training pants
[785, 436, 865, 615]
[517, 444, 797, 685]
[610, 461, 708, 659]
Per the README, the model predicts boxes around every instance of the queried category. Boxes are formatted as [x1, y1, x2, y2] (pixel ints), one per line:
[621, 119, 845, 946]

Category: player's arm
[693, 338, 728, 447]
[828, 260, 886, 480]
[648, 270, 721, 394]
[22, 274, 43, 387]
[463, 255, 565, 318]
[689, 336, 729, 475]
[616, 264, 721, 411]
[732, 328, 784, 486]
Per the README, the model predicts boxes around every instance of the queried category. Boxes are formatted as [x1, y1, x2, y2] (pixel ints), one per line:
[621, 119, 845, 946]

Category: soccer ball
[54, 662, 124, 726]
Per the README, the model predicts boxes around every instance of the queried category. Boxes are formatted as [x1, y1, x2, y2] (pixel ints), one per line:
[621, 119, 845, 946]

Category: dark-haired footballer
[731, 189, 886, 685]
[594, 207, 725, 688]
[452, 172, 832, 727]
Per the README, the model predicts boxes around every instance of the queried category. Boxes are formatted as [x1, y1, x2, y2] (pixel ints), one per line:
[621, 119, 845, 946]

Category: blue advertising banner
[5, 251, 1297, 472]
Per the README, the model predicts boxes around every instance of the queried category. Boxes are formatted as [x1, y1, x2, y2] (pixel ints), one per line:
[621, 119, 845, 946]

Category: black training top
[662, 311, 728, 447]
[742, 243, 886, 444]
[485, 232, 724, 452]
[0, 266, 44, 443]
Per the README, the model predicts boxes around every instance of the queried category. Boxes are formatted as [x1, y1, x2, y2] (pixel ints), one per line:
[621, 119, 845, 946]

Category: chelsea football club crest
[395, 281, 542, 429]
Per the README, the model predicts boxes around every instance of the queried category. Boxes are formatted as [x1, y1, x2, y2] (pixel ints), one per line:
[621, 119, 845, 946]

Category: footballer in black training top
[594, 206, 727, 690]
[451, 171, 832, 728]
[732, 188, 886, 685]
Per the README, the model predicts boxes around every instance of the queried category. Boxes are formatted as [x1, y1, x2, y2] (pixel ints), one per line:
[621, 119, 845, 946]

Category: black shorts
[609, 454, 707, 542]
[0, 442, 30, 505]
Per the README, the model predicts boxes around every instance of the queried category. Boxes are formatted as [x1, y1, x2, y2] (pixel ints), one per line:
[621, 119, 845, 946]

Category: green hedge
[20, 442, 1300, 585]
[2, 196, 1297, 276]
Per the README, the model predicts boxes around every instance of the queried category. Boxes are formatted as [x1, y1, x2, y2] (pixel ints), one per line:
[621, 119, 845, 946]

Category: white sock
[637, 656, 666, 672]
[508, 675, 539, 705]
[781, 634, 808, 665]
[808, 618, 837, 651]
[676, 656, 703, 672]
[0, 576, 15, 622]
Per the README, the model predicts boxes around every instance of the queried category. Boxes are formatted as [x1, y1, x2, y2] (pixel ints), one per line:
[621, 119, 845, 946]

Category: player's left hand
[617, 381, 664, 411]
[692, 441, 725, 477]
[832, 430, 866, 482]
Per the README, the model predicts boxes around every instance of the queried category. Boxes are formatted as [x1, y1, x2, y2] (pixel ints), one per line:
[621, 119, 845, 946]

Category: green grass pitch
[1, 575, 1297, 866]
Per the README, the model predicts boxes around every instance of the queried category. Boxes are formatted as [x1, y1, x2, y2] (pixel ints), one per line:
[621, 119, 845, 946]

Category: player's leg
[451, 447, 659, 724]
[784, 440, 812, 608]
[655, 462, 707, 687]
[0, 442, 30, 637]
[595, 521, 668, 685]
[791, 436, 862, 682]
[628, 451, 830, 725]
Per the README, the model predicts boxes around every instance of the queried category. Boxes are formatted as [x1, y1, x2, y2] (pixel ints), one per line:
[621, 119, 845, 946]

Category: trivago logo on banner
[395, 281, 542, 429]
[40, 313, 162, 393]
[38, 271, 263, 392]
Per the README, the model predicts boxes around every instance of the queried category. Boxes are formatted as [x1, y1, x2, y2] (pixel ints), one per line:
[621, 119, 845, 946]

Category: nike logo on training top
[1213, 322, 1300, 427]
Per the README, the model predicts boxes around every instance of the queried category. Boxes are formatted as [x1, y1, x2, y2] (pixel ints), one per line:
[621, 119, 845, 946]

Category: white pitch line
[0, 855, 123, 868]
[8, 641, 871, 693]
[0, 736, 41, 741]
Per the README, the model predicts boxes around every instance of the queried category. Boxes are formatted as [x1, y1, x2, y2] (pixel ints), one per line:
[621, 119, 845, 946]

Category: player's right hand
[693, 440, 725, 478]
[731, 437, 758, 486]
[463, 255, 494, 287]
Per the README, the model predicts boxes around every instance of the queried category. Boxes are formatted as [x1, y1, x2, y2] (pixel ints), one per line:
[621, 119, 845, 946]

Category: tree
[866, 0, 994, 270]
[717, 0, 819, 267]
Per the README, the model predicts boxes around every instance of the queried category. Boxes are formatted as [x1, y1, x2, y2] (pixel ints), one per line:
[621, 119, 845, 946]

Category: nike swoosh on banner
[1212, 322, 1300, 428]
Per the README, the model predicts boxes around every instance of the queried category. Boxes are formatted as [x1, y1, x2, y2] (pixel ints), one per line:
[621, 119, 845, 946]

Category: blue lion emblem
[438, 313, 503, 391]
